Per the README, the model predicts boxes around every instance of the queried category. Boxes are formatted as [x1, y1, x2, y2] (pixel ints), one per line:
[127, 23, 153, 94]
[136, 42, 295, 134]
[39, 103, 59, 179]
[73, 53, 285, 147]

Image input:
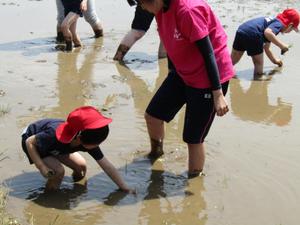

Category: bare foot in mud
[254, 73, 271, 81]
[147, 149, 164, 164]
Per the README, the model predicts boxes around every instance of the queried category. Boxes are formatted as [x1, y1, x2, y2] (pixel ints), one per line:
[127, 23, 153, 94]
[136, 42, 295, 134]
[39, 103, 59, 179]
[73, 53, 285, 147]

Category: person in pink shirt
[135, 0, 234, 177]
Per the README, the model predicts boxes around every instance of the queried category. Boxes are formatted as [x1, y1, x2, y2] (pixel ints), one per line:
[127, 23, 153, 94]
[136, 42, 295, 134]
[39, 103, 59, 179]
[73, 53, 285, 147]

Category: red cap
[56, 106, 112, 143]
[277, 8, 300, 32]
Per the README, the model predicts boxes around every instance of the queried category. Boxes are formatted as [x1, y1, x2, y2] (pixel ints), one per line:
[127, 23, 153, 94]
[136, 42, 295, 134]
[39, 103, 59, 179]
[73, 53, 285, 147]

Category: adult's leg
[184, 82, 229, 177]
[42, 156, 65, 190]
[83, 0, 103, 37]
[187, 143, 205, 177]
[145, 72, 186, 159]
[252, 53, 264, 76]
[113, 4, 154, 61]
[56, 0, 65, 42]
[57, 152, 87, 182]
[144, 113, 165, 158]
[231, 48, 244, 65]
[113, 29, 146, 61]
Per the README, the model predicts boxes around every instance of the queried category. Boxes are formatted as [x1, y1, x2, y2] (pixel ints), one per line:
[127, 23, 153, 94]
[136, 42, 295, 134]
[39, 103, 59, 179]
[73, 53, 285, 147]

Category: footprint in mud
[35, 59, 47, 63]
[111, 74, 127, 82]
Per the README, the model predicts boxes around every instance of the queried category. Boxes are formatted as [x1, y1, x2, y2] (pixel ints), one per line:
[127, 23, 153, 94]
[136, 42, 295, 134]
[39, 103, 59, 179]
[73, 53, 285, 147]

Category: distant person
[21, 106, 134, 193]
[113, 0, 166, 61]
[58, 0, 86, 51]
[231, 8, 300, 77]
[138, 0, 234, 177]
[56, 0, 103, 42]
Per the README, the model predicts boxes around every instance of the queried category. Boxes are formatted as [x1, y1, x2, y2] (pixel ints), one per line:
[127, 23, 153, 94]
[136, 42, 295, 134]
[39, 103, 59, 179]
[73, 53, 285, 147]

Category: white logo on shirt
[174, 28, 183, 40]
[265, 16, 274, 23]
[204, 93, 211, 99]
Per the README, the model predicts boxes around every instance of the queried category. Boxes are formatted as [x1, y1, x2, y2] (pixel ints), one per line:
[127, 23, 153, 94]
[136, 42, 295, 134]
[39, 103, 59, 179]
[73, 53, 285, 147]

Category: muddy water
[1, 0, 300, 224]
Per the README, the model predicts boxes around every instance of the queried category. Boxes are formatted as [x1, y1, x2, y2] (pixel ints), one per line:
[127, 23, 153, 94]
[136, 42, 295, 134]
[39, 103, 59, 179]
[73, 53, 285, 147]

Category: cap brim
[56, 122, 78, 144]
[85, 117, 112, 129]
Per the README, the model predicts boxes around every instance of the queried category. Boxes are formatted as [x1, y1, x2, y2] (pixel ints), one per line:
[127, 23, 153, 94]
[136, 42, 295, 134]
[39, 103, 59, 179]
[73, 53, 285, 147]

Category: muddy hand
[275, 59, 283, 67]
[281, 47, 289, 55]
[46, 170, 56, 178]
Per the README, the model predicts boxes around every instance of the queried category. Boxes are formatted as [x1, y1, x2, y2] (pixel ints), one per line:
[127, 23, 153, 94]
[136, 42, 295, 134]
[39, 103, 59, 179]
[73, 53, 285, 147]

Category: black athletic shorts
[62, 0, 83, 17]
[146, 71, 229, 144]
[232, 31, 264, 56]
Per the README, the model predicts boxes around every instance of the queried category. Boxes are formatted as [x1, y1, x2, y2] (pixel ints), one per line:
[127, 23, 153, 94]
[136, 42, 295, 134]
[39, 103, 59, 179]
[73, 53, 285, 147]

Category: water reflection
[230, 78, 292, 126]
[47, 38, 103, 118]
[138, 160, 207, 225]
[115, 59, 185, 142]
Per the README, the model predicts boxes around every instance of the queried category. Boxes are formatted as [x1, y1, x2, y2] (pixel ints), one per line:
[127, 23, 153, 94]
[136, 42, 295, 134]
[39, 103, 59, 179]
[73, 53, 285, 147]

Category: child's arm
[264, 28, 289, 53]
[264, 43, 283, 66]
[97, 157, 135, 193]
[25, 135, 55, 178]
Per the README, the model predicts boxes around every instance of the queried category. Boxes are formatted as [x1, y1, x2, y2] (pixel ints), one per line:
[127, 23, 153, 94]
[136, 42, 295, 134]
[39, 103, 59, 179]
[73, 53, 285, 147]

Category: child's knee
[54, 165, 65, 179]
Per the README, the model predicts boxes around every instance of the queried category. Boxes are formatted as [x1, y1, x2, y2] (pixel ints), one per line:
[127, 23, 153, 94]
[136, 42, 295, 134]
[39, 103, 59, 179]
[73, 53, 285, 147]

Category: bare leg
[57, 152, 87, 182]
[69, 20, 82, 47]
[231, 49, 244, 65]
[144, 112, 164, 159]
[61, 12, 79, 51]
[252, 53, 264, 77]
[55, 0, 65, 42]
[187, 143, 205, 178]
[113, 29, 145, 61]
[42, 156, 65, 190]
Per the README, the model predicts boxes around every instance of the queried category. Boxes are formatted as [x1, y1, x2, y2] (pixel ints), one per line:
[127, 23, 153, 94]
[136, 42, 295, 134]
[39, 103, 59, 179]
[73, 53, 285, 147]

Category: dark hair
[79, 125, 109, 145]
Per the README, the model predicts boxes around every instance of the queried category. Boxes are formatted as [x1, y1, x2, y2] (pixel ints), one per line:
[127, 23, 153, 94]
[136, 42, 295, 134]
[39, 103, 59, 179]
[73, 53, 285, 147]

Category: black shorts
[131, 4, 154, 31]
[232, 31, 264, 56]
[62, 0, 83, 17]
[146, 71, 229, 144]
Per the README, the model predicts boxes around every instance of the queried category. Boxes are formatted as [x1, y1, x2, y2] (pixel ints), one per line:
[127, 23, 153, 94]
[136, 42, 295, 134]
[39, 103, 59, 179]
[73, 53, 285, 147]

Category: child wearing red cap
[21, 106, 134, 192]
[231, 8, 299, 77]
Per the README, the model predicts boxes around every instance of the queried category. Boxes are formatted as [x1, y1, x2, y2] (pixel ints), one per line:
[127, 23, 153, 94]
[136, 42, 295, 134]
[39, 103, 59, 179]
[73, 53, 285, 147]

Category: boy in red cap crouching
[21, 106, 134, 193]
[231, 8, 300, 77]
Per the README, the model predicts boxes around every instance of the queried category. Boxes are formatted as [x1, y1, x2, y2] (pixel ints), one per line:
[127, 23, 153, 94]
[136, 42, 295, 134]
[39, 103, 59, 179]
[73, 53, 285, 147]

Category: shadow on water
[4, 157, 188, 209]
[0, 37, 57, 56]
[230, 68, 292, 126]
[0, 36, 97, 56]
[4, 156, 207, 224]
[123, 52, 158, 69]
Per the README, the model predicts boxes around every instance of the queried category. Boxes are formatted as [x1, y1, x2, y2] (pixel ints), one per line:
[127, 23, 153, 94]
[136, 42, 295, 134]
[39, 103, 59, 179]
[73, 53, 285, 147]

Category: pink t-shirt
[156, 0, 234, 89]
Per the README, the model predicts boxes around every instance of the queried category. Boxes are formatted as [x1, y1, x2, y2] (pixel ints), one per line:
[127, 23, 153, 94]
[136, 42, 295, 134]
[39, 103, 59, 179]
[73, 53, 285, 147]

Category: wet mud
[1, 0, 300, 225]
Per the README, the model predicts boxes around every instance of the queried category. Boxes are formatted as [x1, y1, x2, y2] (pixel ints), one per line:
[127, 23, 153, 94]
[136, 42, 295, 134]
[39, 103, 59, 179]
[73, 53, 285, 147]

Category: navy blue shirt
[238, 17, 284, 42]
[23, 119, 104, 161]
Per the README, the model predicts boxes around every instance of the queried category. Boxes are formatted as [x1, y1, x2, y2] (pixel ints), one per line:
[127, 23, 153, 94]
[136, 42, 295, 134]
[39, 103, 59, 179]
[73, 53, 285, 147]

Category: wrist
[212, 89, 223, 97]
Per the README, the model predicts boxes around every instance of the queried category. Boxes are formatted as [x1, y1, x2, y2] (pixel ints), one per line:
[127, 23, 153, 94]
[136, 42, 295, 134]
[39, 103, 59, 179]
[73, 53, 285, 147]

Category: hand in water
[281, 46, 289, 55]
